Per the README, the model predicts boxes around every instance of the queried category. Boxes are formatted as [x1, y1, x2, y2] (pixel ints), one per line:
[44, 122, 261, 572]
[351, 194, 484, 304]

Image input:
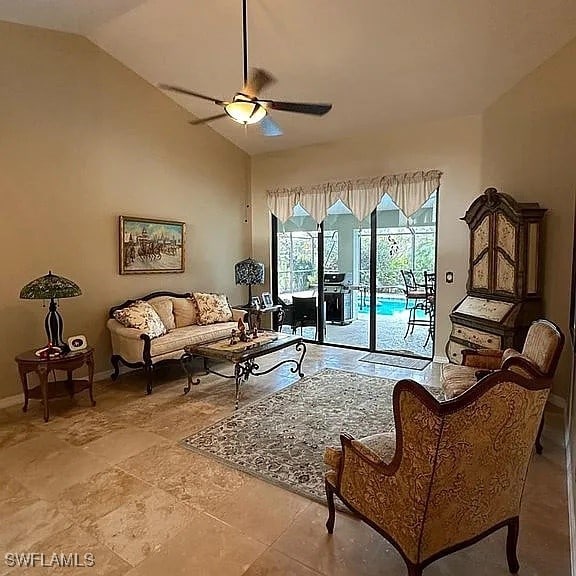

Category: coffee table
[181, 331, 306, 408]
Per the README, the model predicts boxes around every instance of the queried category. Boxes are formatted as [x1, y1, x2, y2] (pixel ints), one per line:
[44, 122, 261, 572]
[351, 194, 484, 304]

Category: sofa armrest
[106, 318, 146, 364]
[231, 308, 247, 322]
[461, 348, 503, 369]
[106, 318, 145, 339]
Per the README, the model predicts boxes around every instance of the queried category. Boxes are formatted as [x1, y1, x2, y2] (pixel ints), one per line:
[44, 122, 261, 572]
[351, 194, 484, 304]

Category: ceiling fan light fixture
[224, 97, 267, 125]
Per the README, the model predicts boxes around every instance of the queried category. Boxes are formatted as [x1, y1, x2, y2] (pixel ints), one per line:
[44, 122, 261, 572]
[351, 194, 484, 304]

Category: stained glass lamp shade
[20, 271, 82, 348]
[234, 258, 265, 306]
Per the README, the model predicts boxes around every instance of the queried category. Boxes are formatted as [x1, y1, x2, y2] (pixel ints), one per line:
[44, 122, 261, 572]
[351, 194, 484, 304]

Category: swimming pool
[355, 295, 429, 317]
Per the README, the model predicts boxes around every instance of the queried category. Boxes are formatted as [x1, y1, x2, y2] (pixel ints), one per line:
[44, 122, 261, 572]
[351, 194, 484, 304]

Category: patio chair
[324, 368, 551, 576]
[404, 271, 435, 342]
[400, 270, 427, 309]
[291, 296, 319, 338]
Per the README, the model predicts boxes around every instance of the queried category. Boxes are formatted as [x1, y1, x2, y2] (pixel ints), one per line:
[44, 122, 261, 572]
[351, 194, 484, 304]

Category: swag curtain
[266, 169, 442, 223]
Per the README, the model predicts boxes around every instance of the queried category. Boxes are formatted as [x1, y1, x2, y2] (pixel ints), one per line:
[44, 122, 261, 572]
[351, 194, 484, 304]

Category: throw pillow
[148, 297, 176, 331]
[192, 292, 233, 325]
[172, 297, 199, 328]
[113, 300, 167, 338]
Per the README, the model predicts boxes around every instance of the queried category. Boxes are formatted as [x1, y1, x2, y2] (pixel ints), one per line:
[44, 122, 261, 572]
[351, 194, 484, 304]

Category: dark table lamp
[20, 271, 82, 348]
[234, 258, 265, 307]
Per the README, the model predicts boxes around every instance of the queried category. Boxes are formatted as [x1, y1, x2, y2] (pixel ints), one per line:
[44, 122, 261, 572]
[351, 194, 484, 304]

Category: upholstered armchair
[324, 370, 550, 576]
[441, 319, 564, 453]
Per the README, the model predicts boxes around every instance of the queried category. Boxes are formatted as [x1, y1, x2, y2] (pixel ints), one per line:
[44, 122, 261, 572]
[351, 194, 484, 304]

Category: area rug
[182, 368, 441, 506]
[360, 352, 431, 370]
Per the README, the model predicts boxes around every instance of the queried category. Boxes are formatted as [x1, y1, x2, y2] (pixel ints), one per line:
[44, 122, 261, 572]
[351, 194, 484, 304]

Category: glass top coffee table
[181, 331, 306, 408]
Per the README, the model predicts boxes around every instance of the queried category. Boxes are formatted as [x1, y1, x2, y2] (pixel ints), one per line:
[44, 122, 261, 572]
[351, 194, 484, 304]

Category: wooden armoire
[446, 188, 546, 363]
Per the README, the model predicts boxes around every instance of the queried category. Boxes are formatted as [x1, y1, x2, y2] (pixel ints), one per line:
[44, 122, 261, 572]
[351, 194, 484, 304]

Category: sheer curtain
[267, 170, 442, 223]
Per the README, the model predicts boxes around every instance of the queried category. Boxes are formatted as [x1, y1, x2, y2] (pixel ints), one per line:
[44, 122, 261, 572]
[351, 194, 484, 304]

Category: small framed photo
[261, 292, 273, 308]
[250, 296, 261, 310]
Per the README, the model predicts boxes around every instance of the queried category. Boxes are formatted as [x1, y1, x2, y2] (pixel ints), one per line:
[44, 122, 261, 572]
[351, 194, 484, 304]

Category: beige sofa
[107, 291, 246, 394]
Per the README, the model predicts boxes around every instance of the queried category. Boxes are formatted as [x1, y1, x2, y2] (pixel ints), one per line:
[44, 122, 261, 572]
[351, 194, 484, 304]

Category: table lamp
[20, 271, 82, 349]
[234, 258, 264, 306]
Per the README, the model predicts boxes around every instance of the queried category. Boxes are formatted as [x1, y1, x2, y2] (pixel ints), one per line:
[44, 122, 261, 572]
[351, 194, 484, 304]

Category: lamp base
[245, 284, 253, 308]
[45, 298, 65, 349]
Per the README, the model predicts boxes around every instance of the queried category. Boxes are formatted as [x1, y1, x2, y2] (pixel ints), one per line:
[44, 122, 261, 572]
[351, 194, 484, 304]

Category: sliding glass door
[275, 206, 321, 341]
[374, 192, 437, 357]
[272, 190, 438, 358]
[322, 201, 370, 347]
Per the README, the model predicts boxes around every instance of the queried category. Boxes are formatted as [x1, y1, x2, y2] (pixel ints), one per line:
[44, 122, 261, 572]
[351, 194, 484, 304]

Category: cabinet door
[470, 214, 491, 292]
[494, 212, 517, 295]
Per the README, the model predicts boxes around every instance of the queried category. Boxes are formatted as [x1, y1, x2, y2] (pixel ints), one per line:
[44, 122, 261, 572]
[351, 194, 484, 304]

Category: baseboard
[0, 366, 136, 409]
[0, 393, 21, 409]
[94, 365, 135, 382]
[549, 393, 567, 409]
[433, 355, 448, 364]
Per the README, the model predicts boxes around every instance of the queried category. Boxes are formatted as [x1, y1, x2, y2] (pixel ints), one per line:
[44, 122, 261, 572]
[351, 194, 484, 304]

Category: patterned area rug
[360, 352, 431, 370]
[182, 368, 441, 506]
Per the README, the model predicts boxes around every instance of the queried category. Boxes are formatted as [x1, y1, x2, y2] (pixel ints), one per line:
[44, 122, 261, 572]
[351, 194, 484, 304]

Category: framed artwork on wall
[119, 216, 185, 274]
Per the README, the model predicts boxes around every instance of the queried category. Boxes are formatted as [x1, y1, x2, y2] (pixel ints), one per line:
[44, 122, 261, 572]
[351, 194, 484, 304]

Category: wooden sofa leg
[110, 355, 121, 381]
[145, 363, 154, 395]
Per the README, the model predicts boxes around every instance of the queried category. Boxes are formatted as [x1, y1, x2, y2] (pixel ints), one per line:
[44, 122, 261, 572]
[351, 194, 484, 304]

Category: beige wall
[251, 115, 483, 358]
[482, 37, 576, 399]
[0, 22, 250, 399]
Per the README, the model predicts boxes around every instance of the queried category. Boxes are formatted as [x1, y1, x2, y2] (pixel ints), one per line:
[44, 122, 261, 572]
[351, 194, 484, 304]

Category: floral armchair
[323, 369, 550, 576]
[441, 319, 564, 453]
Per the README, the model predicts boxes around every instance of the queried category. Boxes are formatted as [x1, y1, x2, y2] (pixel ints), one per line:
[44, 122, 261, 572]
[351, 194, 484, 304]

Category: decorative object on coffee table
[235, 257, 265, 306]
[15, 346, 95, 422]
[20, 271, 82, 350]
[119, 216, 185, 274]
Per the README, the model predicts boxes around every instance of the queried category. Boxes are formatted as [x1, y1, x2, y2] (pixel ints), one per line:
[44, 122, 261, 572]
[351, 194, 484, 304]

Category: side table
[15, 347, 96, 422]
[234, 304, 284, 331]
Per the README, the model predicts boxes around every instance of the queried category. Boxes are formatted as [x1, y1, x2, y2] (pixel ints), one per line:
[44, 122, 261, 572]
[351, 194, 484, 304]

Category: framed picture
[119, 216, 185, 274]
[250, 296, 261, 310]
[261, 292, 273, 308]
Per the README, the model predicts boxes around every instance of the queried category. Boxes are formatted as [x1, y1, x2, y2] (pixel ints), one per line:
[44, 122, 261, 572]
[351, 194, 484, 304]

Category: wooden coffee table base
[181, 336, 306, 409]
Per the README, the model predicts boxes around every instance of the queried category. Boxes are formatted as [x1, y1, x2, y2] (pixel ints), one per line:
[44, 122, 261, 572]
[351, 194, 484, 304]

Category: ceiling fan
[158, 0, 332, 137]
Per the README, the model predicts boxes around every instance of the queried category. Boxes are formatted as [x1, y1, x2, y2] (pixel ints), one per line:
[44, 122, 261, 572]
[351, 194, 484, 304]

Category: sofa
[107, 291, 246, 394]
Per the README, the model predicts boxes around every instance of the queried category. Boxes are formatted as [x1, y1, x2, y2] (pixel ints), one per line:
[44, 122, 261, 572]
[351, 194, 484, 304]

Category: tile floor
[0, 344, 570, 575]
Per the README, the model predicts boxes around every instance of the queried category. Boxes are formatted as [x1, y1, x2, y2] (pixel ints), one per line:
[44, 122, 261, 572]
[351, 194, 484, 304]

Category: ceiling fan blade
[189, 113, 228, 126]
[261, 100, 332, 116]
[158, 84, 225, 106]
[260, 115, 283, 137]
[243, 68, 276, 98]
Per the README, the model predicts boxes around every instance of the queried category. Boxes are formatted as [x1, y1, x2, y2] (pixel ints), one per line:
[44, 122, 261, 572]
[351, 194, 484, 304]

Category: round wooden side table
[15, 347, 96, 422]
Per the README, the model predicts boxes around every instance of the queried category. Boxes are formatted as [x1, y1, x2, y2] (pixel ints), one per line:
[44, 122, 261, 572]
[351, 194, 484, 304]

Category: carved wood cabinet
[447, 188, 546, 363]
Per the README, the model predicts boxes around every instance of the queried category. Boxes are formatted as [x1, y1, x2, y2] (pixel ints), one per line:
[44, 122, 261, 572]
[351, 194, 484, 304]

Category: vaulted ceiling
[3, 0, 576, 154]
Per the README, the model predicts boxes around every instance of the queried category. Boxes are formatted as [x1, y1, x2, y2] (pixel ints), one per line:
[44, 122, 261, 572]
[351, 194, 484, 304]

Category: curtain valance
[266, 169, 442, 223]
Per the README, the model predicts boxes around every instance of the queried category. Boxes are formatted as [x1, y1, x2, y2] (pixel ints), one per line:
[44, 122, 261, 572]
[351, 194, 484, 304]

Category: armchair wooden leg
[506, 517, 520, 574]
[407, 563, 423, 576]
[325, 479, 336, 534]
[535, 414, 544, 454]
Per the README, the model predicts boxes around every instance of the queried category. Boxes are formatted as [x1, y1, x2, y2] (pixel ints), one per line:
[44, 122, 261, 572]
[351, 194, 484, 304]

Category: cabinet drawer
[452, 325, 501, 349]
[447, 340, 467, 364]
